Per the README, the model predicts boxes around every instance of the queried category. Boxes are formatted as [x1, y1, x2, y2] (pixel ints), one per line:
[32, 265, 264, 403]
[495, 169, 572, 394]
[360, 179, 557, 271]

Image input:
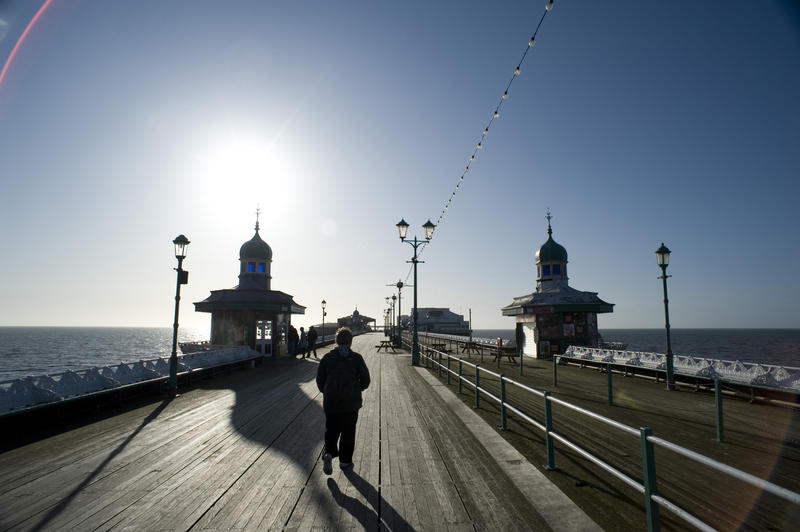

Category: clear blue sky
[1, 1, 798, 334]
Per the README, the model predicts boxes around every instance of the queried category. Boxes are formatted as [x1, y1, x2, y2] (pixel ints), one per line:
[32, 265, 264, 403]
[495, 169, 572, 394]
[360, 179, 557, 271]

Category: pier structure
[336, 308, 376, 334]
[502, 212, 614, 359]
[194, 219, 304, 356]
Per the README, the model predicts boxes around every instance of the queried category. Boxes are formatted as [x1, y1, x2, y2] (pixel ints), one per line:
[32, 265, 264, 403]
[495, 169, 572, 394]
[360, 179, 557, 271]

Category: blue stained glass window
[258, 263, 266, 273]
[542, 265, 551, 276]
[248, 262, 256, 272]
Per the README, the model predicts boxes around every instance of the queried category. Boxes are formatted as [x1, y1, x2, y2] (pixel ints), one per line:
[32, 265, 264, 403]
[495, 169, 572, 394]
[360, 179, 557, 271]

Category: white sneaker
[322, 453, 333, 475]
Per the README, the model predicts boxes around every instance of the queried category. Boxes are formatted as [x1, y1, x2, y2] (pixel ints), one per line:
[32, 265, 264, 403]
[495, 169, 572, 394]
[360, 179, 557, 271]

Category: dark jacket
[316, 347, 370, 413]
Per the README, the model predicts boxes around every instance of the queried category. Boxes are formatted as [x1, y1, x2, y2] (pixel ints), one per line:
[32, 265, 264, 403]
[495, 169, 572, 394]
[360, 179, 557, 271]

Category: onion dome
[239, 223, 272, 261]
[535, 216, 567, 264]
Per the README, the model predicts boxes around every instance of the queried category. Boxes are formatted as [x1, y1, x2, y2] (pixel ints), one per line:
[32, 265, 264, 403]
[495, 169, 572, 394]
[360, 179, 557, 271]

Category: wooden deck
[0, 334, 596, 531]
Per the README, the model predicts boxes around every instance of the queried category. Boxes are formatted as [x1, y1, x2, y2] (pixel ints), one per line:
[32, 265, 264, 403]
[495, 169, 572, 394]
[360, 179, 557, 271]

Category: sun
[197, 137, 296, 216]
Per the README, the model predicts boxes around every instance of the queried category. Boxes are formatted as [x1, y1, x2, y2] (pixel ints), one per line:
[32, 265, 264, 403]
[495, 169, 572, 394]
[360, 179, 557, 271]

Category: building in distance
[502, 213, 614, 359]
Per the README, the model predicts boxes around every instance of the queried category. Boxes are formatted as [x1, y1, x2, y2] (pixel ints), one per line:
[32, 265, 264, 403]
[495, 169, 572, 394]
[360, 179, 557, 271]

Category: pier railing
[401, 336, 800, 531]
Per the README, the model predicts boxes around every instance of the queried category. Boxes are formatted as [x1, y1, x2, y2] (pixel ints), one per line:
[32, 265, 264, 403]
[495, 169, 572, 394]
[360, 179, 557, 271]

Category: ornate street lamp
[321, 299, 327, 344]
[169, 234, 190, 396]
[391, 294, 397, 340]
[656, 243, 675, 391]
[396, 218, 435, 366]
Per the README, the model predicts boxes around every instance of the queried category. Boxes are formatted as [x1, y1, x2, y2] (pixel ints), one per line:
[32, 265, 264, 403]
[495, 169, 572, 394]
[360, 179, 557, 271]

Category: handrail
[648, 435, 800, 505]
[410, 341, 800, 530]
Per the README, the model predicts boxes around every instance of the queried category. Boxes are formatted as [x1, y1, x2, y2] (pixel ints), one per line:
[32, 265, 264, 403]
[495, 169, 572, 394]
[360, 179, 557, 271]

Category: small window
[258, 263, 266, 273]
[553, 264, 561, 275]
[248, 262, 256, 273]
[542, 265, 551, 276]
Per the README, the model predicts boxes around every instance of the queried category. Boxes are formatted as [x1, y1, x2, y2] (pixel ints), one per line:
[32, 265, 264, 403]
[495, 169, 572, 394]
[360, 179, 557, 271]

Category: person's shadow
[330, 468, 413, 531]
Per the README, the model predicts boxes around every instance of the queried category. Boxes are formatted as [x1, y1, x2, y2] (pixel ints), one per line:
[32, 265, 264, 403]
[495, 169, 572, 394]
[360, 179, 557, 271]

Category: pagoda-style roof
[502, 284, 614, 316]
[195, 288, 305, 314]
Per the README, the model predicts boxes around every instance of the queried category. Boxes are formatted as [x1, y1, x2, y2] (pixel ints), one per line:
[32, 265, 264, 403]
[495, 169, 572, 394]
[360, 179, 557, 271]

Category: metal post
[715, 379, 724, 442]
[499, 375, 508, 430]
[640, 427, 661, 532]
[169, 256, 184, 395]
[519, 347, 523, 376]
[552, 355, 558, 387]
[607, 363, 613, 406]
[544, 391, 557, 470]
[474, 366, 480, 409]
[446, 355, 451, 385]
[412, 242, 420, 366]
[458, 359, 463, 394]
[660, 265, 675, 391]
[437, 351, 442, 377]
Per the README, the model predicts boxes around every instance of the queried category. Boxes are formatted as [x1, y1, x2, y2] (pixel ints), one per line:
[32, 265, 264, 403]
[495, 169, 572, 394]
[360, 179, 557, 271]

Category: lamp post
[386, 280, 404, 346]
[396, 218, 435, 366]
[656, 243, 675, 391]
[391, 294, 397, 340]
[169, 234, 190, 396]
[321, 299, 327, 344]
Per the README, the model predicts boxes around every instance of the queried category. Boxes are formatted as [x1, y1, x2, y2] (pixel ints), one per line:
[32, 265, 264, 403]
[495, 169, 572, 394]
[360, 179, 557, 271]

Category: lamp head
[396, 218, 409, 240]
[655, 243, 671, 267]
[423, 220, 436, 240]
[321, 299, 326, 310]
[173, 234, 190, 259]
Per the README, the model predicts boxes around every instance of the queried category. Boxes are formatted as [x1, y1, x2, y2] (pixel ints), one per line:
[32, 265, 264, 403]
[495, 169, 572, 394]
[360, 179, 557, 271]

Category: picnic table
[376, 339, 396, 353]
[460, 341, 481, 355]
[429, 342, 448, 353]
[493, 347, 518, 364]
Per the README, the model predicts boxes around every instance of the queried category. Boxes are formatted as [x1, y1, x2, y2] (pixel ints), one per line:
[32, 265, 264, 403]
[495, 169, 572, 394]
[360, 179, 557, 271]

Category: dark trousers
[324, 410, 359, 463]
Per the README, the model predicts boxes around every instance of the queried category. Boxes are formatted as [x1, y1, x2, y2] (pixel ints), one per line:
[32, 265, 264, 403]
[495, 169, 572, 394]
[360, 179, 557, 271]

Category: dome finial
[255, 205, 261, 233]
[545, 208, 552, 237]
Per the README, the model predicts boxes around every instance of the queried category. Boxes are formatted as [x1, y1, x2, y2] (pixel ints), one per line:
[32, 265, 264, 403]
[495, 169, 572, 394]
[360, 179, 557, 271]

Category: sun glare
[198, 138, 296, 217]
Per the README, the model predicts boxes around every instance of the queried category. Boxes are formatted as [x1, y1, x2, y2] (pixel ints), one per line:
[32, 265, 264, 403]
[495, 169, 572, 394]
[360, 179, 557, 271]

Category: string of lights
[401, 0, 556, 283]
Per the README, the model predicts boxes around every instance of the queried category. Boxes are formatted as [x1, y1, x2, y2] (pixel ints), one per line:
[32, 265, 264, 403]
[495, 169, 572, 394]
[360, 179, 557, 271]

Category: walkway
[0, 333, 597, 531]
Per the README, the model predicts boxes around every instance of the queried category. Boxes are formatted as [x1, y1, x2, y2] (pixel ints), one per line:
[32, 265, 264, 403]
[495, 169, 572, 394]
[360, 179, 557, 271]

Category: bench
[429, 343, 448, 353]
[375, 340, 396, 353]
[460, 341, 481, 355]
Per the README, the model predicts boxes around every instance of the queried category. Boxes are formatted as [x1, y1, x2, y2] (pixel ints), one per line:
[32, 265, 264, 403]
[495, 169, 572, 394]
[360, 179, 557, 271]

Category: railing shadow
[28, 397, 172, 532]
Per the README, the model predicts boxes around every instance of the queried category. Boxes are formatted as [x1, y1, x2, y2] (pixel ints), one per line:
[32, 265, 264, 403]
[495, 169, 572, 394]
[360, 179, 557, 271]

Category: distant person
[316, 327, 370, 474]
[288, 325, 299, 357]
[307, 326, 319, 359]
[299, 327, 308, 359]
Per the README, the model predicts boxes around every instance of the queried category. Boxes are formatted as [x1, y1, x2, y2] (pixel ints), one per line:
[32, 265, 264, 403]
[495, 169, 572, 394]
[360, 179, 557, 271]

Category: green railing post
[458, 359, 463, 394]
[499, 375, 508, 430]
[519, 348, 523, 376]
[474, 365, 481, 409]
[553, 355, 558, 387]
[446, 355, 451, 385]
[544, 391, 557, 470]
[438, 352, 442, 377]
[607, 364, 614, 406]
[715, 379, 724, 442]
[640, 427, 661, 532]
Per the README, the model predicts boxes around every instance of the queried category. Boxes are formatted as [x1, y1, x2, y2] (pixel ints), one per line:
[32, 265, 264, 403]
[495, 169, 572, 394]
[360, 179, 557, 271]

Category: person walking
[316, 327, 370, 474]
[307, 326, 319, 359]
[299, 327, 308, 358]
[288, 325, 299, 357]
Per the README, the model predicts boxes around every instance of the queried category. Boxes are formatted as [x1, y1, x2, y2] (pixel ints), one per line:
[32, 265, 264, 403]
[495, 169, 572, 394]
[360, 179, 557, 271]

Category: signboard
[527, 306, 555, 315]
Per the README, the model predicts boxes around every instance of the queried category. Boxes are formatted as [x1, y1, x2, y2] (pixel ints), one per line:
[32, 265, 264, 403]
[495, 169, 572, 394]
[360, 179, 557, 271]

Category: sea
[0, 327, 797, 382]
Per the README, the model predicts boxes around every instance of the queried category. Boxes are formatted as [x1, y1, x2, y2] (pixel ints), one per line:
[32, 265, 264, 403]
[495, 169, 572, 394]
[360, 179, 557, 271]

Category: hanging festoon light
[399, 0, 556, 286]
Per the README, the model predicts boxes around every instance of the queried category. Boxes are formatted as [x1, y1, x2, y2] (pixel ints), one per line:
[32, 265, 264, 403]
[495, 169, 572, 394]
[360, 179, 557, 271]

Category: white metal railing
[565, 346, 800, 393]
[415, 342, 799, 531]
[0, 346, 261, 415]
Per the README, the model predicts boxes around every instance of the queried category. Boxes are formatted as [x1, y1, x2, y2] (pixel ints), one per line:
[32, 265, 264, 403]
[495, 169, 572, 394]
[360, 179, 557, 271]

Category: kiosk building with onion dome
[194, 218, 304, 355]
[502, 213, 614, 359]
